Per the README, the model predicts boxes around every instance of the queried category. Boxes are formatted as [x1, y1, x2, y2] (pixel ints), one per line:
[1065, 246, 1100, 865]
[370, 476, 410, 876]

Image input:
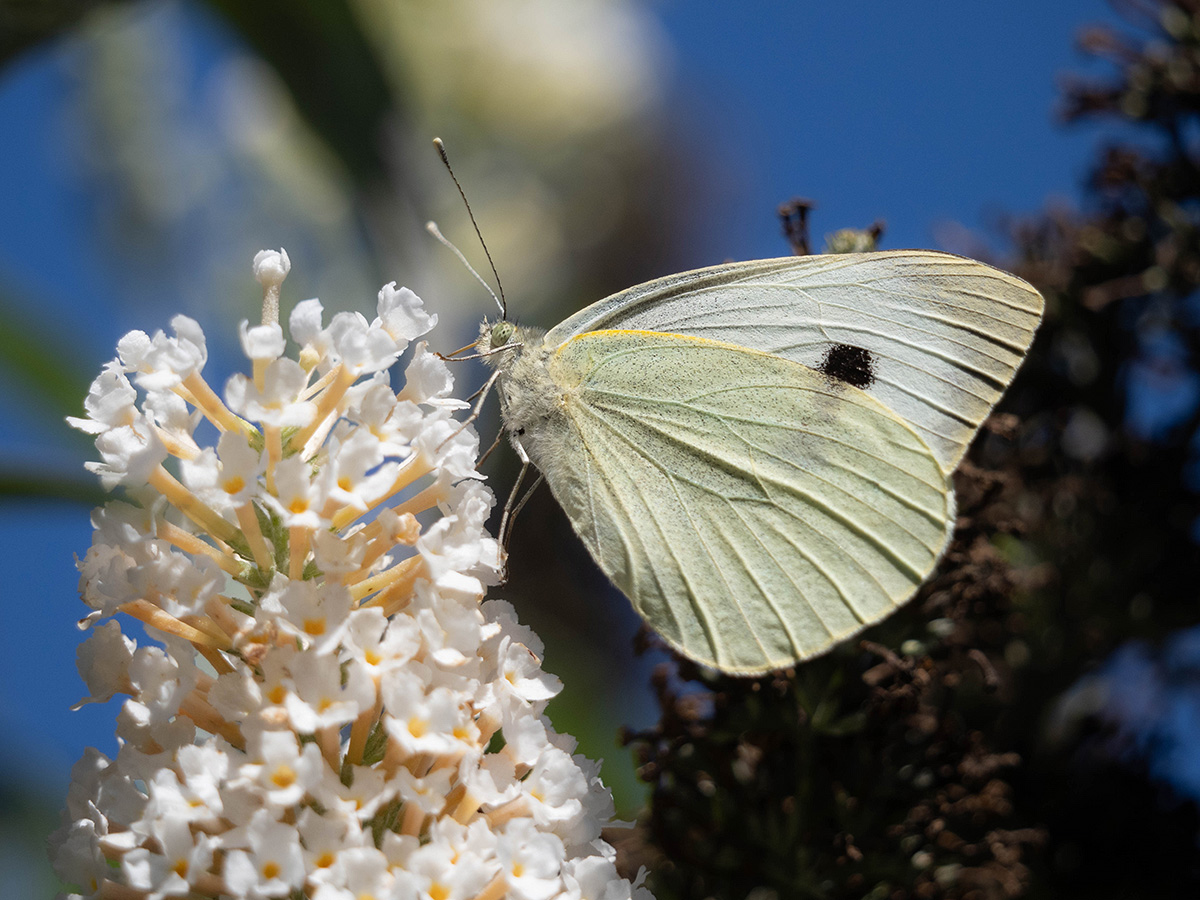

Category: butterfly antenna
[426, 221, 504, 315]
[433, 137, 507, 318]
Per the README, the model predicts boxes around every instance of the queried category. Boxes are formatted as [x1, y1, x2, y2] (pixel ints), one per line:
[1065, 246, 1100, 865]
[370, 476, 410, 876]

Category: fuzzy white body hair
[477, 321, 573, 474]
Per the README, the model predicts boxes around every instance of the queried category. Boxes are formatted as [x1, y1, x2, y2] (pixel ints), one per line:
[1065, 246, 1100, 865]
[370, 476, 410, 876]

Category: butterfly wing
[525, 329, 954, 674]
[543, 251, 1043, 473]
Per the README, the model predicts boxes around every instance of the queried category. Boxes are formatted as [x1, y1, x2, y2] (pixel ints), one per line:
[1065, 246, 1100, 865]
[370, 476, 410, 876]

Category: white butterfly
[478, 251, 1043, 675]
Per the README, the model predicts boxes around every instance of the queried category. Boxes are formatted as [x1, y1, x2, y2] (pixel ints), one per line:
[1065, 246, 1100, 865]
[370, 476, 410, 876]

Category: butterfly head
[486, 320, 518, 350]
[476, 319, 533, 374]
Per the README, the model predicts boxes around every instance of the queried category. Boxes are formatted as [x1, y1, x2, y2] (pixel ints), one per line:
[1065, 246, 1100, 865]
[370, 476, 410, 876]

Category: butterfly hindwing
[525, 329, 955, 674]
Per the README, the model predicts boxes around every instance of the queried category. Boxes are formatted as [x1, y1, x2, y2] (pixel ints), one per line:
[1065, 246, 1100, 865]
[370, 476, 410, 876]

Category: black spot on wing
[819, 343, 876, 389]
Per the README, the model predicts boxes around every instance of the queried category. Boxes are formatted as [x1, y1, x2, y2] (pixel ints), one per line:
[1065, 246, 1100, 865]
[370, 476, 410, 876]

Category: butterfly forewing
[528, 329, 955, 674]
[542, 251, 1044, 473]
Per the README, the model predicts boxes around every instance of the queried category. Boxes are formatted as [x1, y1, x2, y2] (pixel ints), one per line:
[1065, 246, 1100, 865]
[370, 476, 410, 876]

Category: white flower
[283, 649, 374, 732]
[404, 819, 497, 900]
[381, 669, 475, 757]
[267, 453, 327, 528]
[122, 819, 216, 898]
[74, 620, 135, 706]
[308, 846, 393, 900]
[53, 251, 652, 900]
[67, 362, 137, 435]
[222, 810, 307, 897]
[240, 320, 287, 361]
[253, 248, 292, 288]
[376, 282, 437, 344]
[399, 342, 468, 409]
[215, 429, 266, 505]
[273, 580, 353, 654]
[117, 315, 208, 391]
[225, 357, 317, 427]
[89, 421, 169, 489]
[239, 729, 326, 810]
[288, 297, 332, 370]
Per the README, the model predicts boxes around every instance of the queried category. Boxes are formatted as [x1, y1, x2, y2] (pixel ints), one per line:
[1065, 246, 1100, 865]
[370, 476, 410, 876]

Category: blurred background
[5, 0, 1200, 897]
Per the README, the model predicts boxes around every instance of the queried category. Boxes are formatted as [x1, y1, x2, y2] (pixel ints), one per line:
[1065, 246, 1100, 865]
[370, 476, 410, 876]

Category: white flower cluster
[51, 251, 651, 900]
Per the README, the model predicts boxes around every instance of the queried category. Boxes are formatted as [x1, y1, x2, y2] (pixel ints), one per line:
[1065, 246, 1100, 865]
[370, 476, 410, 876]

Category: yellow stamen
[253, 357, 269, 395]
[452, 790, 482, 824]
[288, 524, 311, 581]
[359, 558, 426, 615]
[196, 644, 235, 676]
[181, 371, 252, 436]
[485, 796, 530, 827]
[205, 596, 244, 637]
[317, 727, 341, 770]
[150, 420, 202, 462]
[148, 466, 239, 545]
[344, 514, 422, 586]
[98, 879, 143, 899]
[294, 365, 355, 459]
[235, 503, 275, 573]
[178, 612, 232, 645]
[158, 520, 241, 576]
[119, 600, 231, 649]
[300, 365, 339, 401]
[471, 873, 509, 900]
[303, 618, 326, 636]
[264, 426, 283, 493]
[349, 556, 424, 604]
[400, 802, 425, 836]
[178, 691, 243, 747]
[331, 455, 435, 531]
[346, 692, 383, 766]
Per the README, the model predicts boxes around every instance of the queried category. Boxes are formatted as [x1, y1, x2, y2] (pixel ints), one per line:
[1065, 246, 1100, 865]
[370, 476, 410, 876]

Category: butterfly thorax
[477, 321, 567, 446]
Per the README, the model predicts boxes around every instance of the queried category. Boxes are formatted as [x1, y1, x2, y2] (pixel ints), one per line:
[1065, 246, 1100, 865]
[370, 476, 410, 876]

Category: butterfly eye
[491, 322, 516, 348]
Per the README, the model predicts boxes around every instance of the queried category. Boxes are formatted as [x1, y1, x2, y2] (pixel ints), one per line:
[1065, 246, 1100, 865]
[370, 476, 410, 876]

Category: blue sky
[654, 1, 1119, 262]
[0, 0, 1125, 823]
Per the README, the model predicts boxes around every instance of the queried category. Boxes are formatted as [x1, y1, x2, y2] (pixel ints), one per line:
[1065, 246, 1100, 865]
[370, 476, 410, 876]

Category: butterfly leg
[436, 367, 502, 453]
[478, 427, 506, 466]
[495, 437, 545, 583]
